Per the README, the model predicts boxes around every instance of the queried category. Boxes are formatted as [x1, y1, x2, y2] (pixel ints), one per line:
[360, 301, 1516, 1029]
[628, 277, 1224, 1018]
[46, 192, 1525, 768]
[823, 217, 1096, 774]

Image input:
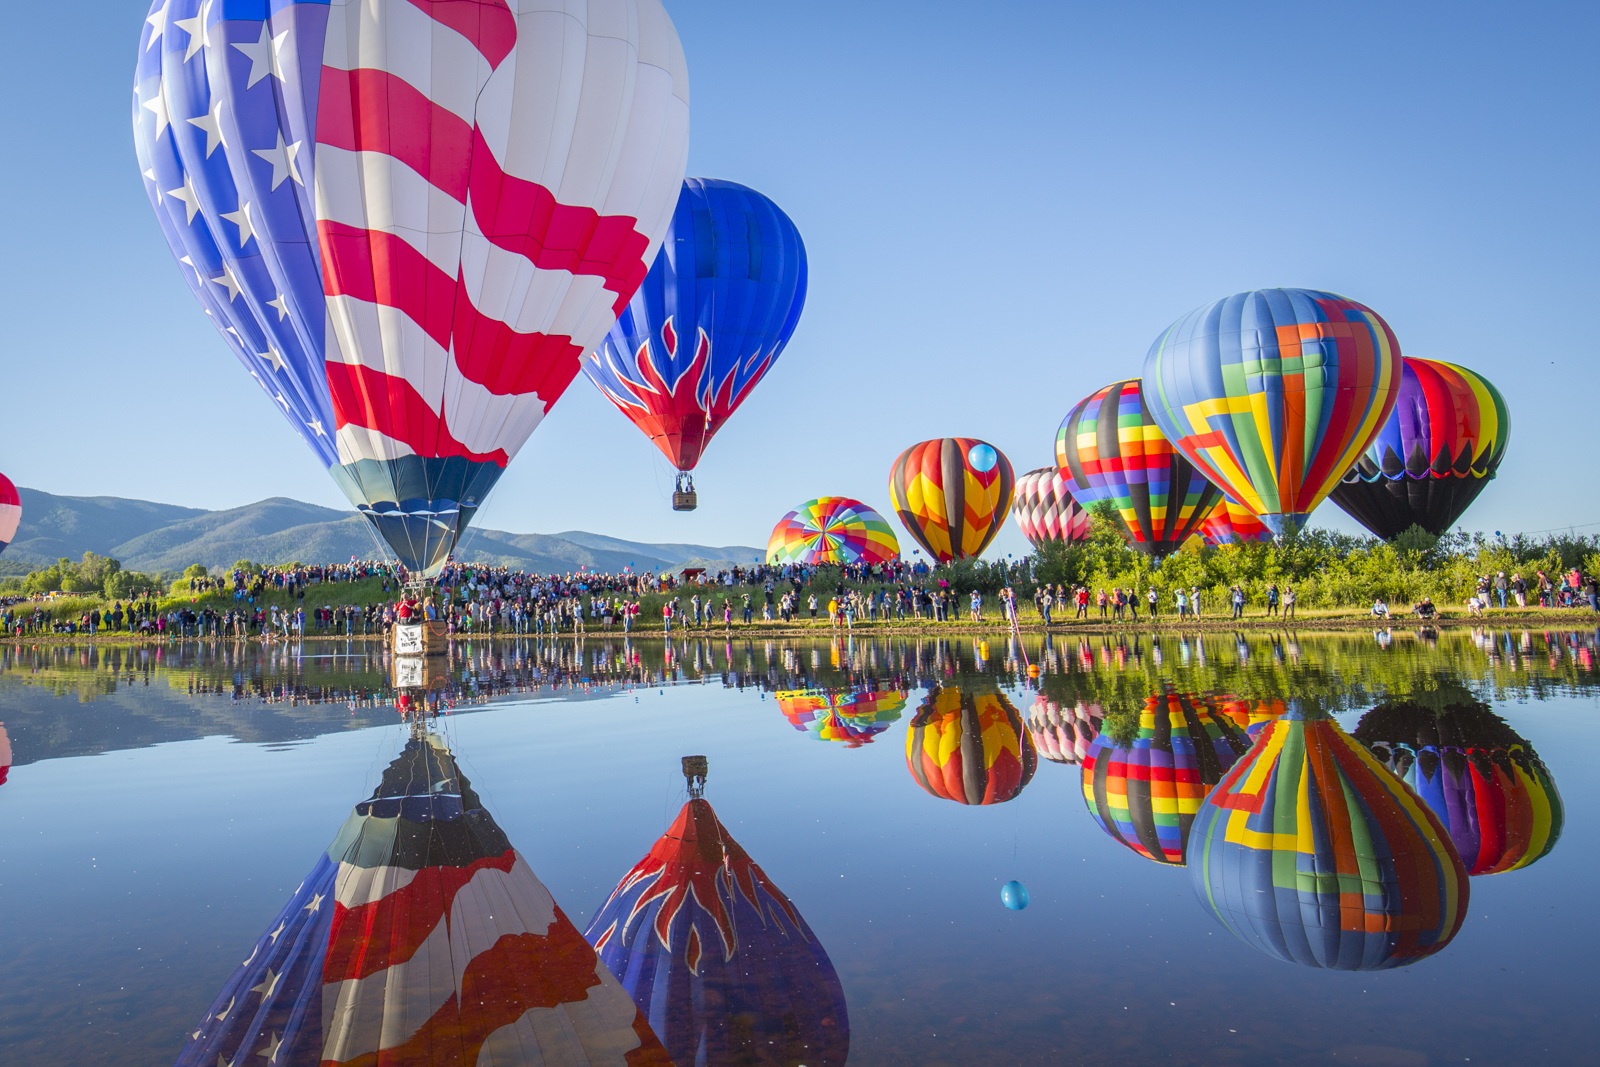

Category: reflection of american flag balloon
[1012, 467, 1091, 546]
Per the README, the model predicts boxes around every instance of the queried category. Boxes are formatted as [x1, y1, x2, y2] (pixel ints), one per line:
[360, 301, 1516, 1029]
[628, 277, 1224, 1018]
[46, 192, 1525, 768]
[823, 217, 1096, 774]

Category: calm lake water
[1, 627, 1596, 1067]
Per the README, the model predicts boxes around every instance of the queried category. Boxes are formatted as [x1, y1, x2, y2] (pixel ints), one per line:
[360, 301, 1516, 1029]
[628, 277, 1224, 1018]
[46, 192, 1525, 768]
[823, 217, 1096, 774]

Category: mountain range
[2, 487, 764, 576]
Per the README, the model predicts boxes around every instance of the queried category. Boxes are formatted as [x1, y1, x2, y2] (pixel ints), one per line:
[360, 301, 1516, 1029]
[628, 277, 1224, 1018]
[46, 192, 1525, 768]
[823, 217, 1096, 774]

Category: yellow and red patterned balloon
[907, 686, 1037, 805]
[767, 497, 900, 565]
[888, 438, 1014, 561]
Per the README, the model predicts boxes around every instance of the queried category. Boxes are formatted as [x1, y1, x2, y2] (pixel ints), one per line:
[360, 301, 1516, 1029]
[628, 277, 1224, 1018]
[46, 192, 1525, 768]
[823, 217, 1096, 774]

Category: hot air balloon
[1012, 467, 1092, 546]
[767, 497, 900, 566]
[133, 1, 690, 575]
[907, 685, 1037, 805]
[1025, 695, 1102, 765]
[0, 723, 10, 786]
[888, 439, 1014, 562]
[583, 179, 807, 510]
[0, 473, 18, 558]
[1141, 289, 1403, 536]
[1201, 496, 1273, 546]
[1081, 692, 1250, 865]
[584, 758, 848, 1067]
[174, 726, 669, 1066]
[1056, 380, 1221, 556]
[1189, 704, 1469, 970]
[1353, 699, 1562, 875]
[1215, 696, 1286, 738]
[777, 687, 908, 747]
[1329, 358, 1510, 539]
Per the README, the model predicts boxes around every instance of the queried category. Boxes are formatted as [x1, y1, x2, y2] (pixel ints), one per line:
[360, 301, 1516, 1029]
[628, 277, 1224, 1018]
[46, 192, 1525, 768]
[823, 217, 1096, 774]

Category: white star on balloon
[167, 173, 201, 223]
[172, 0, 214, 63]
[187, 98, 227, 158]
[145, 1, 169, 49]
[302, 890, 326, 911]
[267, 293, 288, 320]
[210, 264, 243, 302]
[232, 22, 291, 89]
[250, 131, 303, 191]
[258, 1031, 283, 1063]
[249, 967, 281, 999]
[267, 920, 285, 944]
[221, 201, 257, 248]
[141, 83, 172, 140]
[264, 345, 286, 373]
[214, 995, 235, 1021]
[306, 419, 327, 438]
[274, 393, 291, 411]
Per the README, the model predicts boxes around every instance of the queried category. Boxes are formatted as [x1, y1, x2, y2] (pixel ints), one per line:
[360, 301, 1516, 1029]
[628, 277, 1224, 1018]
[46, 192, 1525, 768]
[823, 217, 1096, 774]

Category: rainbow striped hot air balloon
[1056, 380, 1221, 556]
[1081, 691, 1250, 865]
[1354, 700, 1562, 876]
[767, 497, 900, 566]
[1330, 358, 1510, 539]
[777, 687, 908, 748]
[1190, 704, 1470, 971]
[907, 686, 1037, 805]
[888, 438, 1014, 562]
[1143, 289, 1403, 536]
[1012, 467, 1092, 546]
[1201, 496, 1273, 546]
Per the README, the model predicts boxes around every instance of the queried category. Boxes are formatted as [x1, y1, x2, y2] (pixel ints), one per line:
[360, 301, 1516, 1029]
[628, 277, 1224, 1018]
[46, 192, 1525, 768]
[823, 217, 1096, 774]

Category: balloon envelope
[1025, 695, 1102, 765]
[1142, 289, 1403, 535]
[1056, 380, 1221, 556]
[1189, 704, 1469, 970]
[777, 687, 908, 747]
[584, 179, 807, 473]
[888, 438, 1014, 561]
[584, 796, 849, 1067]
[174, 728, 668, 1066]
[1081, 692, 1250, 865]
[907, 685, 1037, 804]
[767, 497, 900, 566]
[0, 472, 17, 556]
[133, 1, 690, 576]
[1329, 358, 1510, 539]
[1354, 700, 1562, 875]
[1201, 496, 1273, 546]
[1012, 467, 1091, 546]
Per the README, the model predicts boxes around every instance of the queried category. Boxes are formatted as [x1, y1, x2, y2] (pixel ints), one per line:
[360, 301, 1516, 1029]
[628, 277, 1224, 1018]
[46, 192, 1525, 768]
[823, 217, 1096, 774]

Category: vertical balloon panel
[888, 438, 1014, 562]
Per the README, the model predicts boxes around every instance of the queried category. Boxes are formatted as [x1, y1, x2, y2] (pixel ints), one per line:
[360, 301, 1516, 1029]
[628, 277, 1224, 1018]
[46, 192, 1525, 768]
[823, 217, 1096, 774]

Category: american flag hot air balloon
[174, 727, 669, 1067]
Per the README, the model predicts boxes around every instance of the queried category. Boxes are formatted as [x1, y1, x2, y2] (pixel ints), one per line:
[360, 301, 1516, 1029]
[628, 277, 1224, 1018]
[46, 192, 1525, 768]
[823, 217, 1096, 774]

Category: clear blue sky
[3, 1, 1595, 557]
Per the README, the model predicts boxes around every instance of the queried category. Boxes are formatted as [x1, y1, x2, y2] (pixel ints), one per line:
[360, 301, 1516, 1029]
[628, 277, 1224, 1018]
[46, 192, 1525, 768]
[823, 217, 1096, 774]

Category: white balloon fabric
[133, 0, 690, 575]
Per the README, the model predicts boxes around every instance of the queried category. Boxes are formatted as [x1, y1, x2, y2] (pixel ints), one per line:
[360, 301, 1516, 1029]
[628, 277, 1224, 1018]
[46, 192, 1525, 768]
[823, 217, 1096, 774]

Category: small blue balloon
[968, 443, 999, 472]
[1001, 880, 1029, 910]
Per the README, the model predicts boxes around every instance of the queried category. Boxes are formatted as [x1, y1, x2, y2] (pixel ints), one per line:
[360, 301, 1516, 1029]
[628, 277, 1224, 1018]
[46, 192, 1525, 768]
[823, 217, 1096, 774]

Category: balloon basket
[672, 471, 697, 511]
[392, 621, 449, 657]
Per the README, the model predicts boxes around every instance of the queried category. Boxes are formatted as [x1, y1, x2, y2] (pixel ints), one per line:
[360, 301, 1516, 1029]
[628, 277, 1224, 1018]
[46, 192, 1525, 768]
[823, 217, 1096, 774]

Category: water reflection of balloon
[1001, 881, 1030, 910]
[174, 727, 667, 1066]
[777, 687, 908, 748]
[1216, 696, 1286, 738]
[1056, 379, 1221, 555]
[1142, 289, 1403, 536]
[1353, 700, 1562, 875]
[907, 686, 1037, 805]
[888, 438, 1014, 561]
[1190, 704, 1469, 970]
[1081, 692, 1250, 865]
[133, 2, 690, 575]
[1330, 358, 1510, 539]
[0, 473, 19, 558]
[1012, 467, 1091, 546]
[767, 497, 900, 566]
[1026, 696, 1102, 765]
[0, 723, 10, 785]
[584, 760, 848, 1067]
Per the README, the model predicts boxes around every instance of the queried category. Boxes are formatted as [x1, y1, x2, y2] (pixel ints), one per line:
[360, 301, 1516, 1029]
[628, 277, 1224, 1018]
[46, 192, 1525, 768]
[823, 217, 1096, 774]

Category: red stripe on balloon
[325, 360, 511, 466]
[403, 0, 518, 69]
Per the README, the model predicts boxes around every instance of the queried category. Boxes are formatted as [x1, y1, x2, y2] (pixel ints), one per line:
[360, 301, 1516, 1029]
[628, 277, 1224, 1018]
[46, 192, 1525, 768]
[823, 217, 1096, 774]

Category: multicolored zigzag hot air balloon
[1081, 691, 1250, 865]
[174, 727, 669, 1067]
[777, 687, 908, 748]
[1012, 467, 1091, 546]
[1354, 700, 1562, 875]
[1056, 380, 1221, 556]
[133, 1, 690, 575]
[1201, 495, 1273, 546]
[907, 685, 1037, 805]
[1189, 704, 1470, 970]
[0, 473, 18, 558]
[584, 761, 849, 1067]
[767, 497, 900, 566]
[888, 438, 1014, 562]
[1330, 358, 1510, 539]
[584, 179, 807, 503]
[1142, 289, 1403, 536]
[1026, 696, 1103, 766]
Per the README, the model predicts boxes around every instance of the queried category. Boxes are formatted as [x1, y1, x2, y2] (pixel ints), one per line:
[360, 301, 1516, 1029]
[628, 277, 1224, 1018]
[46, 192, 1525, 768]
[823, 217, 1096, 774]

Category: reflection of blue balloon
[1001, 880, 1029, 910]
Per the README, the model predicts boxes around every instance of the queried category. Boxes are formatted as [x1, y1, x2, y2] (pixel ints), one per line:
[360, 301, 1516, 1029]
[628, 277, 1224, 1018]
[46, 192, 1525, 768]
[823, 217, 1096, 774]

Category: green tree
[183, 563, 210, 580]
